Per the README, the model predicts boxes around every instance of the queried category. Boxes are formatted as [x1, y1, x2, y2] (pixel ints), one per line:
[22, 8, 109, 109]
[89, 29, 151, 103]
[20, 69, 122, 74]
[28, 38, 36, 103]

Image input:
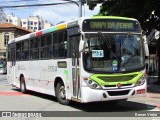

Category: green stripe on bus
[64, 70, 68, 81]
[92, 16, 134, 21]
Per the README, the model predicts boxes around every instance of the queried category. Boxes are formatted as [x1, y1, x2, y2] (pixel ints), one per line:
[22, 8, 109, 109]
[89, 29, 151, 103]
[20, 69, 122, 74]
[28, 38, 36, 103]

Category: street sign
[155, 31, 159, 40]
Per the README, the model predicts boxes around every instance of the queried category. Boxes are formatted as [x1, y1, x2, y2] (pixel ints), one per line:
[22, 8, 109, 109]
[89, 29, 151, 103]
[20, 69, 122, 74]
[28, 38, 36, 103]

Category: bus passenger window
[30, 38, 39, 60]
[16, 42, 21, 60]
[40, 34, 52, 59]
[53, 31, 67, 58]
[22, 40, 29, 60]
[52, 34, 58, 58]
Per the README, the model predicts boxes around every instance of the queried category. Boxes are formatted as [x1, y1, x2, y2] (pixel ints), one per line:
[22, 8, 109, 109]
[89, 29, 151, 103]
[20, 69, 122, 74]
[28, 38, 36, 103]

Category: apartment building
[7, 15, 53, 32]
[7, 14, 21, 26]
[0, 8, 7, 24]
[21, 16, 44, 32]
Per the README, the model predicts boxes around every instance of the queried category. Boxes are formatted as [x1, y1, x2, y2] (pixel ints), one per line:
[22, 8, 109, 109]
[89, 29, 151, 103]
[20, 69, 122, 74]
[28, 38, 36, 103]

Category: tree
[89, 0, 160, 31]
[88, 0, 160, 84]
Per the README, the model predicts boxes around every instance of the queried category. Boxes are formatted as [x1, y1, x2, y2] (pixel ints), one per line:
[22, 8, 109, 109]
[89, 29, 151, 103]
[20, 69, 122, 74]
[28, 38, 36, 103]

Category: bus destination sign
[82, 19, 141, 32]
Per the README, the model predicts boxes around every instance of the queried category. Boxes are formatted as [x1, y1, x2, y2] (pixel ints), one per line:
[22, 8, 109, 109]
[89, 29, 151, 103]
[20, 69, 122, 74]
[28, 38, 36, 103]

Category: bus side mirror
[79, 40, 85, 52]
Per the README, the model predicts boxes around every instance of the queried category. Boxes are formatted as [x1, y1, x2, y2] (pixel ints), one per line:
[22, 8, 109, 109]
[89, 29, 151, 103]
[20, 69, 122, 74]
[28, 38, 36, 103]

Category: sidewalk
[147, 76, 160, 93]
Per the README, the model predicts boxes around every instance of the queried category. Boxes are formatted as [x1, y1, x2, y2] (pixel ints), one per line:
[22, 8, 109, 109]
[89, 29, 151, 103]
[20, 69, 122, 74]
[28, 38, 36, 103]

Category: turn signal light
[83, 77, 88, 81]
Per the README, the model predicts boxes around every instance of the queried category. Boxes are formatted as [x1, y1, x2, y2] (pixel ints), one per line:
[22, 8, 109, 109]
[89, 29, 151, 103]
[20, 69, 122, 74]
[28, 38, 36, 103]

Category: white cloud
[32, 4, 101, 24]
[3, 0, 101, 25]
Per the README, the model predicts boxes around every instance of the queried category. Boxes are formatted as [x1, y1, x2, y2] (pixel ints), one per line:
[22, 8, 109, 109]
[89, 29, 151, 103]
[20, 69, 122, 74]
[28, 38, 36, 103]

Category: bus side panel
[15, 61, 30, 88]
[28, 61, 40, 89]
[38, 59, 72, 99]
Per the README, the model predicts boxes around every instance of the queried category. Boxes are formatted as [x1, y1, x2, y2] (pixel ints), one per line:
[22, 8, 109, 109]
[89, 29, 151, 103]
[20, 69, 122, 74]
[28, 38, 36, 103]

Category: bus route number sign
[92, 50, 104, 58]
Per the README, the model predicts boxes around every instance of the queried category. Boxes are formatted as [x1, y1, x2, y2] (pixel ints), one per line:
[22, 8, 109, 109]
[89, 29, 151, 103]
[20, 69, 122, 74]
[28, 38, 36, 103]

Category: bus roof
[91, 16, 137, 21]
[8, 16, 139, 44]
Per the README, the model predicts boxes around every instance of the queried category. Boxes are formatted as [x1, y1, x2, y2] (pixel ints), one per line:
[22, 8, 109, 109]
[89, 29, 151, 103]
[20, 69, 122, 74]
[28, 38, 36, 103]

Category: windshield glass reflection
[83, 33, 145, 73]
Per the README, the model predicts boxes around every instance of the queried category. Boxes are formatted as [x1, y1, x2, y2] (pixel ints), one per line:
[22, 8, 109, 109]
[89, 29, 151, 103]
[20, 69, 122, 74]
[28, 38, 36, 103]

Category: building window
[29, 21, 33, 25]
[4, 33, 9, 46]
[34, 27, 37, 30]
[34, 22, 37, 25]
[23, 22, 26, 24]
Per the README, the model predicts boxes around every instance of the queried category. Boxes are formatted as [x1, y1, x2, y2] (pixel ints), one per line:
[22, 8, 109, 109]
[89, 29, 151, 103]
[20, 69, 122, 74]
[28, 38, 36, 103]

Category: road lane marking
[0, 91, 30, 96]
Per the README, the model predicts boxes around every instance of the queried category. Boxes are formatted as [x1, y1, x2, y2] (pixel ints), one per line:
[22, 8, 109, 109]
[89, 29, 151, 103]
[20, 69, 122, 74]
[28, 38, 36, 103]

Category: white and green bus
[7, 16, 146, 104]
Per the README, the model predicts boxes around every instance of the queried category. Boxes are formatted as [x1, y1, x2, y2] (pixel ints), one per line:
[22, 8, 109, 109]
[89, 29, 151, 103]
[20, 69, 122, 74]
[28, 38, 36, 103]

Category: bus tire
[20, 76, 27, 94]
[56, 82, 70, 105]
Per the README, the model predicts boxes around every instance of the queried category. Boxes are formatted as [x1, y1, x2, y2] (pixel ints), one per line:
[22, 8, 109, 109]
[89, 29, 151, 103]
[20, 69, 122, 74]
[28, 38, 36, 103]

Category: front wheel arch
[55, 78, 70, 105]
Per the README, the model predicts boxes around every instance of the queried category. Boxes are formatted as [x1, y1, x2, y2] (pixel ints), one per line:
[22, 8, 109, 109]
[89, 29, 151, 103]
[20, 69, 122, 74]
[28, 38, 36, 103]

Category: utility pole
[78, 1, 82, 18]
[62, 0, 107, 18]
[61, 0, 84, 17]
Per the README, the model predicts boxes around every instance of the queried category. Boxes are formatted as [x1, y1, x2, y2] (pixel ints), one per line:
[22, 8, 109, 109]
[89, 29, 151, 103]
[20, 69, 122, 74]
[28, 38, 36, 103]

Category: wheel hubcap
[59, 86, 66, 99]
[21, 82, 24, 90]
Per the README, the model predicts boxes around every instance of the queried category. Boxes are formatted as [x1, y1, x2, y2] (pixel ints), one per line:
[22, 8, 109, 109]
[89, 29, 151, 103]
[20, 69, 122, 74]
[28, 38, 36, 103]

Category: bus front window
[83, 33, 145, 73]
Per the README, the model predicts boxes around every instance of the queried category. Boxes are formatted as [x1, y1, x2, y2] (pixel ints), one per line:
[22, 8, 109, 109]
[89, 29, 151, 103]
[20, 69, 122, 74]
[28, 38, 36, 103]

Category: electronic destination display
[82, 19, 141, 32]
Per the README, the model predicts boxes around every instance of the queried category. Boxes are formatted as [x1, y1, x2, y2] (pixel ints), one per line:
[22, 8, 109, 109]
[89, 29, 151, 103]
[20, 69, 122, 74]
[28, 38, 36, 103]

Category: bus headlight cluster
[84, 79, 102, 89]
[135, 76, 146, 87]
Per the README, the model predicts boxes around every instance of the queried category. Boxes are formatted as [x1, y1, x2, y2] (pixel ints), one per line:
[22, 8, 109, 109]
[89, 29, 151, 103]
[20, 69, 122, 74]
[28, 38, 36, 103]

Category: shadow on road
[69, 101, 156, 112]
[12, 88, 156, 112]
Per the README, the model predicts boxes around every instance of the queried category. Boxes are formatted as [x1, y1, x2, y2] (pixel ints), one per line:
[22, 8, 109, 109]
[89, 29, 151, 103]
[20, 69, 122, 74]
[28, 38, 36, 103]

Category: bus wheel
[56, 82, 70, 105]
[20, 76, 27, 94]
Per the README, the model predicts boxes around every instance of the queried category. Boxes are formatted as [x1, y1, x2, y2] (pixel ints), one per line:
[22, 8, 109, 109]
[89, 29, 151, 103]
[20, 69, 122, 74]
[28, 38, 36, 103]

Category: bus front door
[69, 34, 81, 101]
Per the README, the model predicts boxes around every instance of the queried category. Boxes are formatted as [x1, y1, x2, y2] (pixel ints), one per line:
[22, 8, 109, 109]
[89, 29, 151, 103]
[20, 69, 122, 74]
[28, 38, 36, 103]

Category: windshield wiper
[122, 54, 136, 67]
[98, 31, 111, 49]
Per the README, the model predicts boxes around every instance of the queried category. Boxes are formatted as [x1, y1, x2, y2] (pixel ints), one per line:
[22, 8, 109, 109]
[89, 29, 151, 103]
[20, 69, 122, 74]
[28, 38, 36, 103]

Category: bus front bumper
[81, 82, 147, 103]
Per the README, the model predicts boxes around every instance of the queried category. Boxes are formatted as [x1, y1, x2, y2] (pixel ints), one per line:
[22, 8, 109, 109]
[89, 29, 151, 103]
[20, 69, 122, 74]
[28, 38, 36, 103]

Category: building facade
[0, 8, 7, 24]
[0, 23, 31, 59]
[7, 14, 21, 26]
[7, 15, 53, 32]
[22, 16, 44, 32]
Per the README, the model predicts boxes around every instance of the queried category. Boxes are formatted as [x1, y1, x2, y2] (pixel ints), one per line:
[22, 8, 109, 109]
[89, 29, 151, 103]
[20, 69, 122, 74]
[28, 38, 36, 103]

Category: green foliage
[89, 0, 160, 32]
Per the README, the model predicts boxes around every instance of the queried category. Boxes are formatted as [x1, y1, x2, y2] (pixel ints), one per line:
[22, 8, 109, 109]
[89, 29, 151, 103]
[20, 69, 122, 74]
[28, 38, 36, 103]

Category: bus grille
[104, 84, 132, 87]
[97, 74, 137, 82]
[107, 90, 130, 96]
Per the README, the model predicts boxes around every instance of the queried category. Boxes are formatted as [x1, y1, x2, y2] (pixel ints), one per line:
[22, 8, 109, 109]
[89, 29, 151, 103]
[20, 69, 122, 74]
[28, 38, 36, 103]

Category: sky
[1, 0, 101, 25]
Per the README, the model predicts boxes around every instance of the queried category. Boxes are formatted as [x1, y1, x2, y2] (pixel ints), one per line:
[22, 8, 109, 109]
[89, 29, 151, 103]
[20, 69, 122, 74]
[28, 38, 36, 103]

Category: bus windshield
[83, 33, 145, 73]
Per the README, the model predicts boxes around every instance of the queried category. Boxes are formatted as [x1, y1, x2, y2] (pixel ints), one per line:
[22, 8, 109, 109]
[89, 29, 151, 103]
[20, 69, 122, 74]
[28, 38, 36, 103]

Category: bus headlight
[84, 79, 102, 89]
[135, 77, 146, 87]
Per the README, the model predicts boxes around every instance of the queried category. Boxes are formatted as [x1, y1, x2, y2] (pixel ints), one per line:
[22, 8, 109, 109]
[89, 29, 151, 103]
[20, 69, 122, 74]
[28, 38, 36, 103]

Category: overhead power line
[0, 1, 75, 9]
